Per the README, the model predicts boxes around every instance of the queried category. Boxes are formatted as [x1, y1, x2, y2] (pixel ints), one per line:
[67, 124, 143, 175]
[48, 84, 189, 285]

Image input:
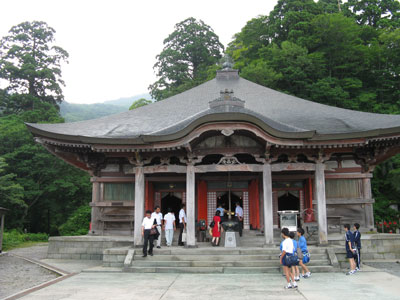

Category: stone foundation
[47, 235, 133, 260]
[329, 234, 400, 268]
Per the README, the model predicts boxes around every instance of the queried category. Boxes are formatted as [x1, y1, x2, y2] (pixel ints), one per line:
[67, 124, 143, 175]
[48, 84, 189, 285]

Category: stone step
[147, 247, 328, 256]
[126, 265, 335, 274]
[133, 253, 328, 261]
[132, 259, 331, 267]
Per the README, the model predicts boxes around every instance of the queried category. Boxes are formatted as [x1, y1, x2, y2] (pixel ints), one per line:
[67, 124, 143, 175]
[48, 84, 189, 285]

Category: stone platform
[46, 232, 400, 273]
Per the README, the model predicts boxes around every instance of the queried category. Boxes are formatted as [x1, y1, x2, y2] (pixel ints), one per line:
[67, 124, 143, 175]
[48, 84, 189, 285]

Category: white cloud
[0, 0, 277, 103]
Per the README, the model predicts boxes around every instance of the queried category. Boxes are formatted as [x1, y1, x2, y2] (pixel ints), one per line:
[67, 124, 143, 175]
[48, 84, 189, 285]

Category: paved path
[16, 271, 400, 300]
[3, 244, 400, 300]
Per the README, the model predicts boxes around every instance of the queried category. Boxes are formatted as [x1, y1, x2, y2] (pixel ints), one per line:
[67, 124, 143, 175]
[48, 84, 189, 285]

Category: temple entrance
[161, 192, 182, 221]
[278, 191, 300, 211]
[217, 191, 242, 217]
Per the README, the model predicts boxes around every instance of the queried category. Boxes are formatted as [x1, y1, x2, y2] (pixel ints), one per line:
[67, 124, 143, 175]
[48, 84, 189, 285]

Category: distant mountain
[102, 93, 151, 108]
[60, 93, 152, 122]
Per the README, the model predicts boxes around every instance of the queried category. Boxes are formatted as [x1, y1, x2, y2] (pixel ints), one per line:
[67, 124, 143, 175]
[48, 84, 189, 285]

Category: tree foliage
[0, 21, 90, 235]
[0, 21, 69, 113]
[149, 17, 224, 101]
[129, 98, 152, 110]
[227, 0, 400, 221]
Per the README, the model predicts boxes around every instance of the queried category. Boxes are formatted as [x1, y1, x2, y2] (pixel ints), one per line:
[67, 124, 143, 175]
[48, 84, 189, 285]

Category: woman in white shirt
[280, 227, 298, 289]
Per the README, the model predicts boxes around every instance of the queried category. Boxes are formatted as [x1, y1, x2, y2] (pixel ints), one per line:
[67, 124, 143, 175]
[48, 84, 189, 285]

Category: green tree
[149, 17, 224, 101]
[0, 21, 69, 113]
[0, 157, 25, 229]
[129, 98, 152, 110]
[344, 0, 400, 28]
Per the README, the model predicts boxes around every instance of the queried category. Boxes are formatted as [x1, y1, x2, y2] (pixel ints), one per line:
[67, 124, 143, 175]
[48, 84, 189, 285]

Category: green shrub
[58, 205, 91, 236]
[3, 229, 48, 250]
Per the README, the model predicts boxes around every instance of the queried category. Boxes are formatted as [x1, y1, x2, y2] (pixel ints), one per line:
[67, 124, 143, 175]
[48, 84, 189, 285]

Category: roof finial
[220, 54, 234, 70]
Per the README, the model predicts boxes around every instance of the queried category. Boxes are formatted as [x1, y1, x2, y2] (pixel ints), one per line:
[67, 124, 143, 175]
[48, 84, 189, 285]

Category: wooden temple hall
[26, 67, 400, 246]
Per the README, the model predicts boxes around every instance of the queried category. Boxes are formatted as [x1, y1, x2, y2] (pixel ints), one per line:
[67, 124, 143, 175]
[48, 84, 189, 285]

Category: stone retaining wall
[47, 235, 133, 260]
[330, 234, 400, 268]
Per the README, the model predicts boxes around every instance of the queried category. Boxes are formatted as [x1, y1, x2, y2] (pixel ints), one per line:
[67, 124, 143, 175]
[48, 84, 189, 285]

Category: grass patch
[2, 229, 48, 251]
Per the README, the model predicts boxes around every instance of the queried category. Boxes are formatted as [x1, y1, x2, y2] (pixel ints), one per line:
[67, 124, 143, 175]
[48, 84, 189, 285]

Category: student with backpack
[280, 228, 298, 289]
[289, 231, 300, 282]
[344, 224, 357, 275]
[297, 228, 311, 278]
[353, 223, 361, 271]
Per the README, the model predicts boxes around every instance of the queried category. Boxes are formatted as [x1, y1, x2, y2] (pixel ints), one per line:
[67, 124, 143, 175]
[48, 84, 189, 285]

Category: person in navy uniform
[344, 224, 357, 275]
[353, 223, 361, 271]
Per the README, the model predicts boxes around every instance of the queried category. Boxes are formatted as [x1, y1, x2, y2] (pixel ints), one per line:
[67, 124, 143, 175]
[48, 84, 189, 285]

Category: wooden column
[263, 163, 274, 245]
[363, 178, 375, 230]
[134, 166, 145, 246]
[90, 181, 101, 234]
[197, 180, 208, 225]
[315, 163, 328, 244]
[186, 164, 196, 247]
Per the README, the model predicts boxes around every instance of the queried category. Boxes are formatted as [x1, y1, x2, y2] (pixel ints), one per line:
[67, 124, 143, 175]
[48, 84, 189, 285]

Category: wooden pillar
[186, 164, 196, 247]
[0, 214, 4, 253]
[363, 178, 374, 230]
[134, 166, 145, 246]
[145, 181, 154, 211]
[249, 179, 260, 229]
[90, 181, 101, 234]
[197, 180, 208, 225]
[315, 163, 328, 244]
[263, 163, 274, 245]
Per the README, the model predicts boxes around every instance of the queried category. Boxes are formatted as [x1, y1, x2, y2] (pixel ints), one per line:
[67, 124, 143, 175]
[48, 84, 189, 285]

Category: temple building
[26, 67, 400, 246]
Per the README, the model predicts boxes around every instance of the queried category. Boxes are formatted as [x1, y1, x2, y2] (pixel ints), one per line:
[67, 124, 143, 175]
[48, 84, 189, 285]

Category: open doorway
[278, 191, 300, 211]
[161, 192, 182, 221]
[217, 191, 242, 216]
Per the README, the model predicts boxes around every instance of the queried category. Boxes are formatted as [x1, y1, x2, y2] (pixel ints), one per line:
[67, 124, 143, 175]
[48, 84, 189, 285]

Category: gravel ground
[364, 261, 400, 278]
[0, 244, 59, 299]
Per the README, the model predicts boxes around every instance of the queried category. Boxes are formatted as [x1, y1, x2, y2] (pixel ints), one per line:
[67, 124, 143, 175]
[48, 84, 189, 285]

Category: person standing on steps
[178, 204, 187, 246]
[151, 206, 163, 249]
[164, 207, 176, 247]
[141, 210, 156, 257]
[235, 202, 244, 237]
[211, 210, 222, 246]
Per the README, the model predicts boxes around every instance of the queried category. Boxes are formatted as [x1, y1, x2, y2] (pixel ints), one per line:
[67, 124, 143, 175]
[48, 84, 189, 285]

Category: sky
[0, 0, 278, 104]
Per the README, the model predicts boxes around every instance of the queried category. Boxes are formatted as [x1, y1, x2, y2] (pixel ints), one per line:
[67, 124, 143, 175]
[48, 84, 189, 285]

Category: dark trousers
[143, 229, 154, 255]
[355, 248, 361, 268]
[236, 217, 243, 237]
[178, 223, 185, 245]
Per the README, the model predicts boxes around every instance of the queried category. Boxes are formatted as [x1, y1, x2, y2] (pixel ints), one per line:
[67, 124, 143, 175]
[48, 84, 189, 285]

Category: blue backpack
[302, 251, 310, 264]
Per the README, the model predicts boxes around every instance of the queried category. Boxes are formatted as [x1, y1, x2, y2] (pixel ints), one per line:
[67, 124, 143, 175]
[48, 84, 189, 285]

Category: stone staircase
[123, 246, 336, 274]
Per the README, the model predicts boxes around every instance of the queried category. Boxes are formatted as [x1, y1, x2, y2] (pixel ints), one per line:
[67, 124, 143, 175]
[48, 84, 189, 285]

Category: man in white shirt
[151, 206, 163, 249]
[235, 202, 244, 237]
[163, 207, 176, 246]
[178, 204, 187, 246]
[141, 210, 156, 257]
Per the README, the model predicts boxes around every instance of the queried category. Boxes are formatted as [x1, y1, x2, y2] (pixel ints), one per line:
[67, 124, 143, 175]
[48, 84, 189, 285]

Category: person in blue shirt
[297, 228, 311, 278]
[289, 231, 300, 281]
[344, 224, 357, 275]
[353, 223, 361, 271]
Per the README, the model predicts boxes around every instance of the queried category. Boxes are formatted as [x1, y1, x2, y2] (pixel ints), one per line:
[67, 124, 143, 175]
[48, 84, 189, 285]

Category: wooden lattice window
[104, 183, 134, 201]
[325, 179, 362, 199]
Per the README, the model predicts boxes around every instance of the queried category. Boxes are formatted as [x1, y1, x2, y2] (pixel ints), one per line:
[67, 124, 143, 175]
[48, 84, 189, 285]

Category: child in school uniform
[280, 228, 298, 289]
[344, 224, 357, 275]
[353, 223, 361, 271]
[297, 228, 311, 278]
[289, 231, 300, 281]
